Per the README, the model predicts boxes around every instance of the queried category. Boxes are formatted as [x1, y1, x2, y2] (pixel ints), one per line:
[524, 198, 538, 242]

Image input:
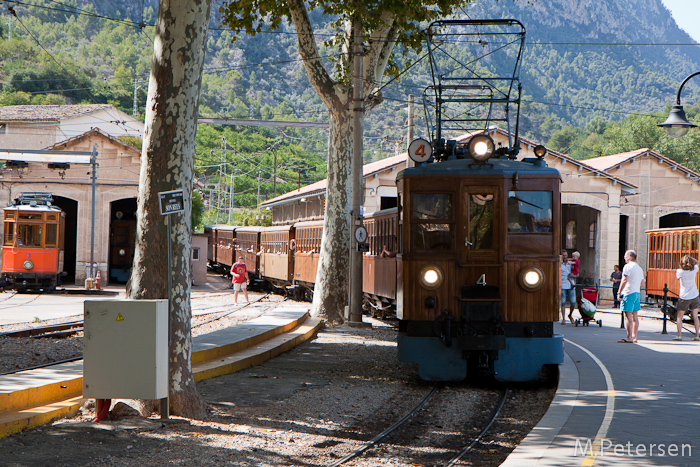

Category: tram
[1, 193, 66, 291]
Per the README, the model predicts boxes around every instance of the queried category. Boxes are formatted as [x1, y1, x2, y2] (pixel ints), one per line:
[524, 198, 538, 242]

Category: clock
[355, 226, 367, 243]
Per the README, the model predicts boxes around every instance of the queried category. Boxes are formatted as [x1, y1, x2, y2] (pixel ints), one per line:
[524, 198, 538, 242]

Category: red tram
[1, 193, 66, 291]
[647, 227, 700, 300]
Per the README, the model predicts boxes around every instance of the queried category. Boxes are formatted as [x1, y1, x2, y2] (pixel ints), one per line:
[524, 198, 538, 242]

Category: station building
[262, 128, 700, 301]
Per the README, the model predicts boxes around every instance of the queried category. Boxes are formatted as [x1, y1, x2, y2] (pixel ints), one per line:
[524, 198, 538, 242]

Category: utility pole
[132, 79, 145, 116]
[273, 146, 278, 198]
[407, 94, 415, 168]
[349, 16, 365, 324]
[217, 137, 226, 222]
[228, 170, 234, 224]
[257, 170, 261, 211]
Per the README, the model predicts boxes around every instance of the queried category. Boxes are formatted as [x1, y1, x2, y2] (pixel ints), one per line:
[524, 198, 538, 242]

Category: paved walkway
[503, 305, 700, 466]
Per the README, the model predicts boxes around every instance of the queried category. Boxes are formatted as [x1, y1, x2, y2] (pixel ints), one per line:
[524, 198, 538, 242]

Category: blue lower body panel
[398, 334, 467, 381]
[398, 333, 563, 382]
[493, 335, 563, 382]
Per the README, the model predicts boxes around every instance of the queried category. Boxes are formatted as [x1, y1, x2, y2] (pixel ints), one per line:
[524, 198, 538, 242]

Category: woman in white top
[674, 255, 700, 341]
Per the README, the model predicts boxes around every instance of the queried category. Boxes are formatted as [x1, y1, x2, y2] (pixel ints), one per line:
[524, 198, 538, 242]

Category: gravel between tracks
[0, 291, 556, 467]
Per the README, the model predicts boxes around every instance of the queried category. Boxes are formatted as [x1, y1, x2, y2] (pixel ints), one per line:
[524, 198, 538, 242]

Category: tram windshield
[411, 193, 452, 250]
[17, 224, 42, 246]
[507, 191, 552, 233]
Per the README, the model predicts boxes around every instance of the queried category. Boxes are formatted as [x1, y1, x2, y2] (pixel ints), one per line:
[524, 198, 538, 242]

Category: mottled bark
[311, 109, 354, 324]
[128, 0, 212, 418]
[288, 2, 395, 324]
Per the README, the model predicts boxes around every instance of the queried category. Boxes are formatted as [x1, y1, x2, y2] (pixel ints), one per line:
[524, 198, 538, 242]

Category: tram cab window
[507, 191, 552, 233]
[411, 193, 452, 250]
[17, 224, 42, 246]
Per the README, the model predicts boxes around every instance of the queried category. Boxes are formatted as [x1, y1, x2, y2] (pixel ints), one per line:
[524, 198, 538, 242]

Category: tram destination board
[159, 190, 185, 215]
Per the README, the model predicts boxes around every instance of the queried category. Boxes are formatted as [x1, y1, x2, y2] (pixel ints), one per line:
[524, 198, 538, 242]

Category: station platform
[0, 304, 322, 439]
[502, 305, 700, 466]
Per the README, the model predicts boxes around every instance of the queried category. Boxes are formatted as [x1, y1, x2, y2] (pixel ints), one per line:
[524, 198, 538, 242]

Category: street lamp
[658, 71, 700, 138]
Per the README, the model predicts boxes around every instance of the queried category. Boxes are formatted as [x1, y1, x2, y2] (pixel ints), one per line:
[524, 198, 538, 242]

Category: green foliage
[192, 190, 205, 232]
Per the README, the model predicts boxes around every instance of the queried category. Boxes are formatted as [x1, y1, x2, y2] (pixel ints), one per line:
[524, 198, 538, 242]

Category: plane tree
[220, 0, 478, 324]
[127, 0, 212, 418]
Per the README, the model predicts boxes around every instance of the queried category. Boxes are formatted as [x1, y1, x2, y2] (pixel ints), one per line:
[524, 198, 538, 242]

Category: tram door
[460, 185, 500, 264]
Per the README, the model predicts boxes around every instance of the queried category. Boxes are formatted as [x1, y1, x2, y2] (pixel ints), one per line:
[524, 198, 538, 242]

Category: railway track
[0, 295, 286, 376]
[330, 384, 510, 466]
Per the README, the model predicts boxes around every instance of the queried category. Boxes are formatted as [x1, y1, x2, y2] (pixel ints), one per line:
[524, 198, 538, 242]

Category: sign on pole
[159, 190, 185, 215]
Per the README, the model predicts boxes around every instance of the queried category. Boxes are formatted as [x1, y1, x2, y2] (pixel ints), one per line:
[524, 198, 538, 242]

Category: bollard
[661, 283, 668, 335]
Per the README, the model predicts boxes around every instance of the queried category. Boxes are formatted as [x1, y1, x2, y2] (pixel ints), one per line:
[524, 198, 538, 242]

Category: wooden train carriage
[204, 224, 235, 272]
[234, 226, 263, 279]
[647, 227, 700, 300]
[260, 225, 294, 287]
[396, 156, 562, 382]
[292, 220, 322, 292]
[363, 208, 398, 312]
[1, 198, 66, 290]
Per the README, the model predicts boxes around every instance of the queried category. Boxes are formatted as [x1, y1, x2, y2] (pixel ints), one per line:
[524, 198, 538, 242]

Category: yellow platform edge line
[0, 378, 83, 414]
[0, 316, 323, 439]
[0, 396, 84, 439]
[191, 311, 309, 365]
[193, 317, 323, 382]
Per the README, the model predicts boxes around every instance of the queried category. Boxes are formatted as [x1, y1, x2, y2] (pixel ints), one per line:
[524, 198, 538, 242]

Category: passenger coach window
[411, 193, 452, 250]
[507, 191, 553, 233]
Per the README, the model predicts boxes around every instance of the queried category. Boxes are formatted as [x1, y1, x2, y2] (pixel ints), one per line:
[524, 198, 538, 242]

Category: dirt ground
[0, 319, 556, 467]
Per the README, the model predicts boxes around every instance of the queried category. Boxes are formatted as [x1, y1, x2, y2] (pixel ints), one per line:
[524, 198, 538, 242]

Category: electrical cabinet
[83, 300, 168, 399]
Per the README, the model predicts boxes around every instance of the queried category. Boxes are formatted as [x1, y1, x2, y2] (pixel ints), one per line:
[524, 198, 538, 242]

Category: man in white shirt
[560, 250, 576, 324]
[617, 250, 645, 343]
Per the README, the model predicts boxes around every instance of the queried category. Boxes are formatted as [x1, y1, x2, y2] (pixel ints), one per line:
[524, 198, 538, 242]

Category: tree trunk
[311, 107, 354, 324]
[128, 0, 211, 418]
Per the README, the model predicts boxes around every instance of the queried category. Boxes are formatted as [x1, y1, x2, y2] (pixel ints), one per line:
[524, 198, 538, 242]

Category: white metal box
[83, 299, 168, 400]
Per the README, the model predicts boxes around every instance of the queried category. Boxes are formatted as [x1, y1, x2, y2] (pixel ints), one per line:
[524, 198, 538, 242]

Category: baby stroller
[575, 285, 602, 327]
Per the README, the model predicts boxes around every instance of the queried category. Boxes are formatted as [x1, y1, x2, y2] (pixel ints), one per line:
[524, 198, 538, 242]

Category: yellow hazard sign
[116, 313, 124, 322]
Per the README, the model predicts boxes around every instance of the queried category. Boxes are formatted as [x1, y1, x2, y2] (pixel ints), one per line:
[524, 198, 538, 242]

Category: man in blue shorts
[617, 250, 645, 343]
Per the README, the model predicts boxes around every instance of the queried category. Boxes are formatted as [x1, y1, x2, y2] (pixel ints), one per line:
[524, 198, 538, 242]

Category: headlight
[468, 134, 495, 162]
[518, 266, 544, 292]
[419, 265, 444, 289]
[23, 260, 34, 270]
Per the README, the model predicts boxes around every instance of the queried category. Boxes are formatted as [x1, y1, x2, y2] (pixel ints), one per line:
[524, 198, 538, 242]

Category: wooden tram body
[205, 154, 564, 382]
[1, 193, 66, 290]
[396, 157, 563, 381]
[647, 227, 700, 300]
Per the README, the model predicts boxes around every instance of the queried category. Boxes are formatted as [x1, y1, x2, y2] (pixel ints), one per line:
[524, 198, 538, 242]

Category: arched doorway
[659, 212, 700, 228]
[562, 204, 600, 284]
[109, 198, 137, 284]
[51, 196, 78, 283]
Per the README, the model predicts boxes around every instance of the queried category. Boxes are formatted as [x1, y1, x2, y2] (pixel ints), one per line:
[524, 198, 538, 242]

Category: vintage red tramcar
[1, 193, 66, 291]
[646, 226, 700, 301]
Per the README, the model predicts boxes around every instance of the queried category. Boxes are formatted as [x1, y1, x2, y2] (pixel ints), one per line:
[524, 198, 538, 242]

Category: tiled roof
[488, 127, 637, 192]
[583, 148, 700, 181]
[582, 149, 649, 171]
[261, 153, 408, 206]
[43, 128, 141, 153]
[0, 104, 116, 121]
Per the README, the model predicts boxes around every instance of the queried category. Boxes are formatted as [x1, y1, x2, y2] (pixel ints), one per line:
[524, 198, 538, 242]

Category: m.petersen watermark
[575, 439, 692, 458]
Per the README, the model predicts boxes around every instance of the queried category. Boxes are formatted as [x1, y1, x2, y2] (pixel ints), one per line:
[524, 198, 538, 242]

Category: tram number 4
[477, 274, 487, 286]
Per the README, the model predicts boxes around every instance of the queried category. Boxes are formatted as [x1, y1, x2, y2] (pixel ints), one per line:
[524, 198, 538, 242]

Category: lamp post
[658, 72, 700, 138]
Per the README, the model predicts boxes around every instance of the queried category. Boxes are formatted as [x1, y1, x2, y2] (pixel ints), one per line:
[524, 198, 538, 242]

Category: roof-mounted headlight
[468, 134, 495, 162]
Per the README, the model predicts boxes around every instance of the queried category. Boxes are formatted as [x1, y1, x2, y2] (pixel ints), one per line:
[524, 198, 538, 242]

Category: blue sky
[662, 0, 700, 43]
